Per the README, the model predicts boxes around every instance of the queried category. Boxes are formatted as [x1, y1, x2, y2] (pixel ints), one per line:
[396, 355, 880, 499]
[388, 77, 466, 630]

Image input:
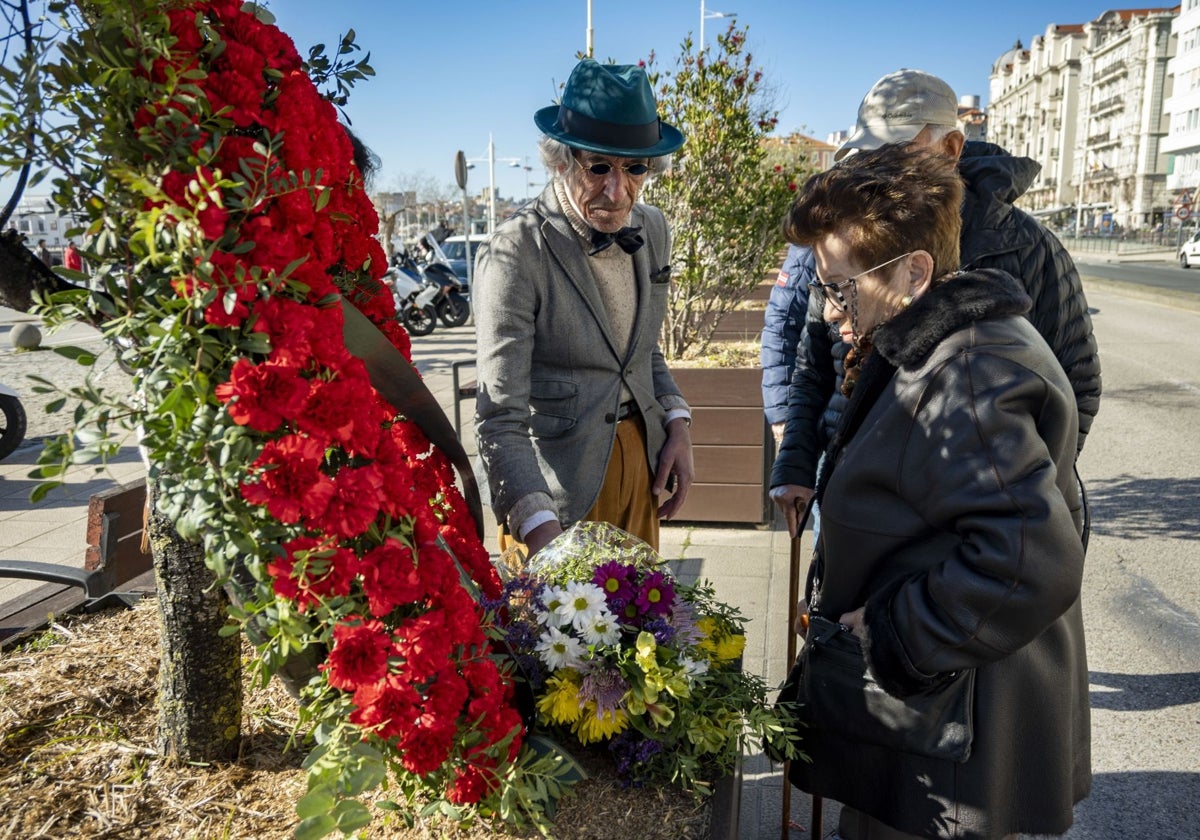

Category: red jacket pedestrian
[63, 243, 82, 271]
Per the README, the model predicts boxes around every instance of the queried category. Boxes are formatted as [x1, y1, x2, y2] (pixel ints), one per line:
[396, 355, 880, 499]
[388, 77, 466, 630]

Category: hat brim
[534, 105, 685, 158]
[834, 122, 926, 161]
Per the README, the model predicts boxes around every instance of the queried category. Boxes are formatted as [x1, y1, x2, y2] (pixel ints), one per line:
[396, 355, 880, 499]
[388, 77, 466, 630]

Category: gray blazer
[473, 184, 682, 531]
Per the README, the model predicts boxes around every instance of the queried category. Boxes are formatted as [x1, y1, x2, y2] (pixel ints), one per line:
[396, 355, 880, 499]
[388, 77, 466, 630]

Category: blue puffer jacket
[760, 245, 816, 425]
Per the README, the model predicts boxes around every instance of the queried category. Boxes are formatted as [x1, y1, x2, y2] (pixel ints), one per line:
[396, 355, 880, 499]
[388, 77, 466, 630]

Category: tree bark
[149, 479, 243, 761]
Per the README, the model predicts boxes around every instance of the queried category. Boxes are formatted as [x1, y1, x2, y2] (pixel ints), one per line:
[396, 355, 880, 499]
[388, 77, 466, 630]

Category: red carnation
[318, 463, 384, 539]
[447, 764, 495, 805]
[216, 358, 309, 431]
[398, 717, 456, 775]
[241, 435, 335, 524]
[349, 676, 422, 739]
[359, 538, 424, 617]
[394, 612, 452, 681]
[268, 535, 358, 610]
[324, 617, 393, 691]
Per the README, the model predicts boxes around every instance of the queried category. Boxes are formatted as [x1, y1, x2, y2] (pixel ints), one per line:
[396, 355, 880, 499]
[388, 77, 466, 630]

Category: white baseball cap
[836, 69, 959, 161]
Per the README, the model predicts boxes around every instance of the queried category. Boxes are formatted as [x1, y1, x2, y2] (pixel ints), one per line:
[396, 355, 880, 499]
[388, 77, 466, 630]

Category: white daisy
[555, 580, 608, 630]
[535, 626, 586, 671]
[579, 609, 622, 646]
[537, 584, 570, 628]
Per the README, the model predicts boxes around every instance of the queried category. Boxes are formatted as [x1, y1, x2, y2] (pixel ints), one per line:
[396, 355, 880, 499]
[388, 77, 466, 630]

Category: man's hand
[524, 520, 564, 556]
[770, 484, 815, 538]
[654, 417, 694, 519]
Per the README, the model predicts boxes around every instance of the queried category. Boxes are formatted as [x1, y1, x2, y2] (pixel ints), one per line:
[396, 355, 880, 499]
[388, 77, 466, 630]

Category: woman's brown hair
[783, 144, 963, 283]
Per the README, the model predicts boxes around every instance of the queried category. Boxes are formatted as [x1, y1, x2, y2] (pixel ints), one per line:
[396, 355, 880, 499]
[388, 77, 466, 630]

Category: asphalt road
[1065, 284, 1200, 838]
[1074, 255, 1200, 304]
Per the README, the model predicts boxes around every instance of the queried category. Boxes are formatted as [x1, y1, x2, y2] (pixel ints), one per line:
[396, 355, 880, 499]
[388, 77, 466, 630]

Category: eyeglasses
[574, 158, 651, 178]
[808, 251, 913, 312]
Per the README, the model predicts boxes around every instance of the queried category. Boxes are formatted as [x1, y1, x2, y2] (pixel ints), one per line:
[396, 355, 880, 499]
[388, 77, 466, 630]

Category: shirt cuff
[665, 408, 692, 427]
[518, 510, 560, 542]
[507, 491, 558, 540]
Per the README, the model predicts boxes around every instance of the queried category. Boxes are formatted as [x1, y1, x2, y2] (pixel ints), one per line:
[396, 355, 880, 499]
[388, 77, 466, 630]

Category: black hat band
[557, 106, 662, 151]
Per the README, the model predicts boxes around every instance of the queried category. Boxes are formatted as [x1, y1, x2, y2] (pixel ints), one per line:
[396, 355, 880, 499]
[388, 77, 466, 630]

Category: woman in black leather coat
[771, 145, 1090, 840]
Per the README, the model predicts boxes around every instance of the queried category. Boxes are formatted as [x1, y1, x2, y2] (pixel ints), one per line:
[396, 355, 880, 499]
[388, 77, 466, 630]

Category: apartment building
[989, 25, 1086, 223]
[1163, 0, 1200, 195]
[989, 8, 1177, 232]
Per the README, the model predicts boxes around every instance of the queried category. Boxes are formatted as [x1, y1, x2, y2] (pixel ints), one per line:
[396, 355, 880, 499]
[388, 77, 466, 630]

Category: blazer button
[605, 412, 616, 423]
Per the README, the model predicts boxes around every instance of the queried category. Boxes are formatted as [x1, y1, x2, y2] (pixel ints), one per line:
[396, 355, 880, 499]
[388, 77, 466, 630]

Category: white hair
[924, 124, 964, 144]
[537, 135, 672, 179]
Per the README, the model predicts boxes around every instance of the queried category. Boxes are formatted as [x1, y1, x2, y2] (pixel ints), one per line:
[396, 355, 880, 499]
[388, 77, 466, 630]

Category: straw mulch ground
[0, 599, 709, 839]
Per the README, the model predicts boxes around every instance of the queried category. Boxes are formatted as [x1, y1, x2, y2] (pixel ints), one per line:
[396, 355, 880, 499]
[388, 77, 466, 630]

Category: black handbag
[776, 615, 976, 763]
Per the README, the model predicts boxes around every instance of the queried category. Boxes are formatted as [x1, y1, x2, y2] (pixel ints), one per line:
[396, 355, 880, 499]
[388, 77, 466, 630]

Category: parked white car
[1179, 230, 1200, 268]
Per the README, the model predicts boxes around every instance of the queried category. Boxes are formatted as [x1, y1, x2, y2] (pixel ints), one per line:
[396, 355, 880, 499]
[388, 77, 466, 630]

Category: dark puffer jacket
[790, 269, 1090, 839]
[760, 245, 817, 425]
[958, 141, 1101, 455]
[771, 142, 1102, 493]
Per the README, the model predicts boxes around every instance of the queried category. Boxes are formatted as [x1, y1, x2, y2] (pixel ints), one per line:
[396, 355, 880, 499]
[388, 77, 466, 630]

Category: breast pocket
[529, 377, 578, 439]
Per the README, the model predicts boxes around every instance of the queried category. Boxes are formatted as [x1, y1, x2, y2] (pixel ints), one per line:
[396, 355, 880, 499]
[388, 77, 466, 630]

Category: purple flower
[610, 731, 664, 786]
[644, 616, 676, 646]
[669, 599, 704, 647]
[635, 571, 674, 618]
[593, 561, 636, 607]
[579, 665, 630, 716]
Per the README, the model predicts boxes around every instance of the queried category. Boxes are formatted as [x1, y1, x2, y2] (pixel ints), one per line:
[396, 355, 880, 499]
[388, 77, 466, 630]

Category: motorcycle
[408, 232, 471, 328]
[0, 381, 27, 461]
[387, 255, 440, 337]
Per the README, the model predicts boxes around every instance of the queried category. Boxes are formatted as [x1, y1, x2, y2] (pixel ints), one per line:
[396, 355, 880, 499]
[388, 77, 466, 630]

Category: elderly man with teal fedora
[474, 58, 692, 555]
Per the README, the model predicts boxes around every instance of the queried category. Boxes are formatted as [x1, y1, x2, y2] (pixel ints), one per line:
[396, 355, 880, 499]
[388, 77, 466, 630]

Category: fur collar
[873, 268, 1031, 367]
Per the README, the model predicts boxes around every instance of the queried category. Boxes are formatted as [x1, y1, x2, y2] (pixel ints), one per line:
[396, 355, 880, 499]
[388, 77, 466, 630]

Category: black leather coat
[789, 270, 1091, 839]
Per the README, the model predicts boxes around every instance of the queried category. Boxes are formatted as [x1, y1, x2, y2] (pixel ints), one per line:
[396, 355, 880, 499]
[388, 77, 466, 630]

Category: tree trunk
[148, 479, 242, 762]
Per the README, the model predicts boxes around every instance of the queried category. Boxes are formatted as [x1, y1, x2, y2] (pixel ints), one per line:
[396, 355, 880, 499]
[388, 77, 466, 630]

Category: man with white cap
[474, 58, 694, 556]
[772, 68, 1101, 542]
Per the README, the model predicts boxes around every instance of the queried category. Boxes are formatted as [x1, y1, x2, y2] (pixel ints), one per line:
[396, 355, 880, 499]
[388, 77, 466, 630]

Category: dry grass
[0, 600, 709, 839]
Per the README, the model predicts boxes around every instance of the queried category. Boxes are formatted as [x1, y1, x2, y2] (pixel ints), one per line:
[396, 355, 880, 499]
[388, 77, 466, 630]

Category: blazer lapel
[624, 203, 652, 366]
[537, 186, 622, 359]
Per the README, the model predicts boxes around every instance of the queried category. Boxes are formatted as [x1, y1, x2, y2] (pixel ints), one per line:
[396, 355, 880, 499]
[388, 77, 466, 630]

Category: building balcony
[1093, 59, 1127, 81]
[1050, 147, 1060, 158]
[1049, 87, 1063, 100]
[1086, 131, 1111, 146]
[1092, 94, 1124, 115]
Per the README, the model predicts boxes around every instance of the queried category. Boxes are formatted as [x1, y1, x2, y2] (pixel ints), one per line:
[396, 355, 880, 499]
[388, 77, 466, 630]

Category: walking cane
[782, 496, 818, 840]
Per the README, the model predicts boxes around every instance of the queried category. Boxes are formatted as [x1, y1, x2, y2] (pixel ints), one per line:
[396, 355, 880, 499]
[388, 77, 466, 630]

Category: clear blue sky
[270, 0, 1112, 200]
[3, 1, 1121, 207]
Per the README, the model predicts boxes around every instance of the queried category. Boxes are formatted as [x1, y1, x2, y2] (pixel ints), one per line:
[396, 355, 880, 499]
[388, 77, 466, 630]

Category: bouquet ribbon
[340, 298, 485, 539]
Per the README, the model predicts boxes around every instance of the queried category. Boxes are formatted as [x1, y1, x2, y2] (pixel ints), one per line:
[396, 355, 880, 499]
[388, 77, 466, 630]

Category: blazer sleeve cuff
[507, 492, 557, 540]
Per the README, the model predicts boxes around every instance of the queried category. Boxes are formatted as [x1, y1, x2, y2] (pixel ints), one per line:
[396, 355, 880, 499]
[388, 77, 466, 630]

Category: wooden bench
[0, 478, 154, 647]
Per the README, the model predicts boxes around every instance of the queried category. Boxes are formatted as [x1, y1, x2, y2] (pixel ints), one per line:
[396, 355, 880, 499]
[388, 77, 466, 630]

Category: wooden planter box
[670, 367, 770, 525]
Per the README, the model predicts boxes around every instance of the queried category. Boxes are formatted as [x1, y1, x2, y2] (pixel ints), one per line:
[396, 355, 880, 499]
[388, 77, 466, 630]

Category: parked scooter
[409, 233, 471, 328]
[387, 254, 440, 337]
[0, 382, 27, 461]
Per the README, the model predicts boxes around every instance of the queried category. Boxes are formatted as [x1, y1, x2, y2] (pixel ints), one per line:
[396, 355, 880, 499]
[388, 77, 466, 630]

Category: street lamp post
[466, 134, 521, 235]
[700, 0, 736, 46]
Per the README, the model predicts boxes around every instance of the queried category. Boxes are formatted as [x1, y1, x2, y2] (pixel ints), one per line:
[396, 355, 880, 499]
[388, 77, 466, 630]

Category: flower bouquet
[488, 522, 800, 792]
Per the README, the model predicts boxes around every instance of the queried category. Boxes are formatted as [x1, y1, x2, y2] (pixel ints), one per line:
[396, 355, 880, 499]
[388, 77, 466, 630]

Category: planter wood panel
[671, 367, 770, 524]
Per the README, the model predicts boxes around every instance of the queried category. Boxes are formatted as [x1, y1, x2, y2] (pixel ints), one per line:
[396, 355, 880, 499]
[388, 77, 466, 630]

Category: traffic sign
[1178, 205, 1192, 221]
[1174, 190, 1192, 209]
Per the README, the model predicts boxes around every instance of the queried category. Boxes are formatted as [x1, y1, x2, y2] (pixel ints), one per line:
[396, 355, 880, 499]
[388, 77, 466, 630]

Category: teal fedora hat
[534, 59, 685, 158]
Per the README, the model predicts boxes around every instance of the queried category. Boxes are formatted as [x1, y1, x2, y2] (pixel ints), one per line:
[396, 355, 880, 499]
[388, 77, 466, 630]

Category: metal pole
[488, 134, 497, 236]
[700, 0, 705, 46]
[586, 0, 594, 58]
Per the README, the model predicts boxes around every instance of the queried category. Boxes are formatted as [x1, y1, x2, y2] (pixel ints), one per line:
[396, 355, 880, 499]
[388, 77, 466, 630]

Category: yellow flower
[715, 633, 746, 662]
[696, 617, 745, 662]
[537, 671, 584, 725]
[574, 701, 629, 744]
